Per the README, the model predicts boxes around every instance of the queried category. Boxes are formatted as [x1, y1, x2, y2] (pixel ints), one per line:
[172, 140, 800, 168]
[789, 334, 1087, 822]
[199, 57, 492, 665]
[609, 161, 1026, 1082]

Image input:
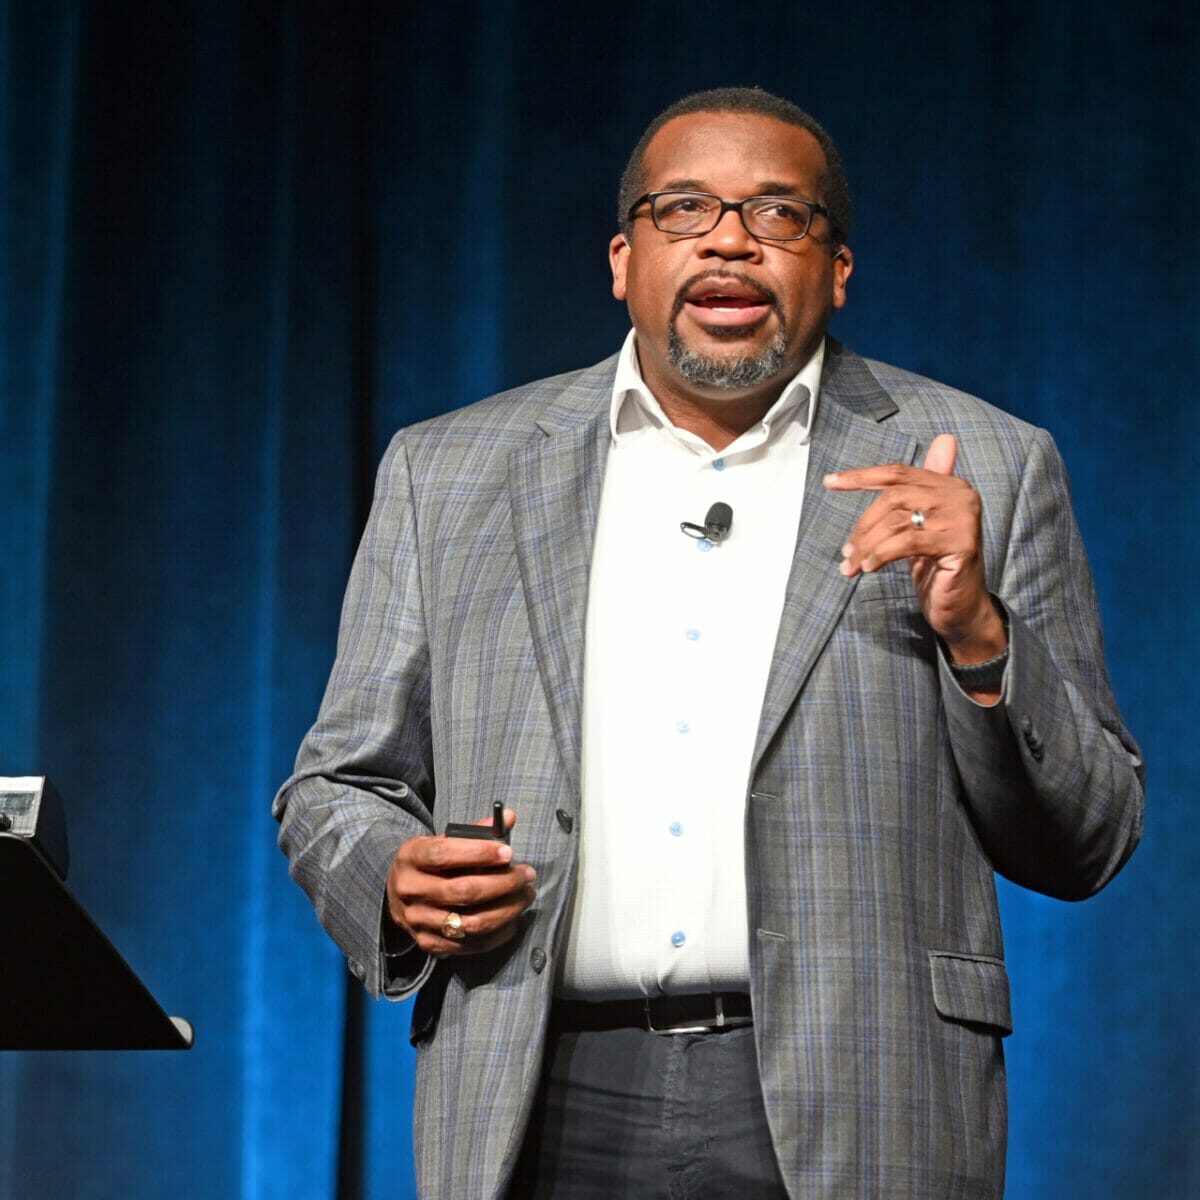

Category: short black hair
[618, 87, 852, 245]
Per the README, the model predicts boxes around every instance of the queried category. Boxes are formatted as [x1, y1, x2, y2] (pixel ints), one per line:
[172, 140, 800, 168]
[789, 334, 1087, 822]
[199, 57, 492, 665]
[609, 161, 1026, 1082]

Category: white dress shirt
[556, 330, 824, 1000]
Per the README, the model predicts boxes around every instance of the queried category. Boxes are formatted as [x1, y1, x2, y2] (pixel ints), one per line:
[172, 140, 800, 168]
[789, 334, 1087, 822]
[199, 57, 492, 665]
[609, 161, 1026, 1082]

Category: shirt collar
[609, 328, 823, 454]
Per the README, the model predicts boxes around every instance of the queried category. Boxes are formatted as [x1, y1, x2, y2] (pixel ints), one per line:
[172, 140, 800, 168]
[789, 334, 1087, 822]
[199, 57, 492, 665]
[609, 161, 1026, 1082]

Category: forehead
[641, 111, 827, 194]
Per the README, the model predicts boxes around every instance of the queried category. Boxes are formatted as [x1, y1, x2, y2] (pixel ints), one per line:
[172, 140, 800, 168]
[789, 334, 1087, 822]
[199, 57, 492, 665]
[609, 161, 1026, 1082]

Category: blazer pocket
[928, 950, 1013, 1036]
[853, 563, 920, 606]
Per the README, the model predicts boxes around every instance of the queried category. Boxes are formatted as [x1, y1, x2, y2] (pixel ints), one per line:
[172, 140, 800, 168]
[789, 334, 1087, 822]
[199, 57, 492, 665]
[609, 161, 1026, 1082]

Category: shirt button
[670, 931, 686, 948]
[675, 720, 690, 734]
[555, 808, 574, 833]
[668, 821, 683, 837]
[684, 628, 701, 641]
[712, 458, 726, 471]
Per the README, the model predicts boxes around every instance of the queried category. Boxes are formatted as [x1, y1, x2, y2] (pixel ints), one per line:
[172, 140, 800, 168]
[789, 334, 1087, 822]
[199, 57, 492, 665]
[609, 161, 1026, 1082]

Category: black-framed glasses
[628, 190, 837, 242]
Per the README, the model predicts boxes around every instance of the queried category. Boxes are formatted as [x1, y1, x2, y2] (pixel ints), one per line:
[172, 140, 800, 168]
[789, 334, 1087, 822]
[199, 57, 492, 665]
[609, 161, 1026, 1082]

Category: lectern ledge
[0, 776, 192, 1050]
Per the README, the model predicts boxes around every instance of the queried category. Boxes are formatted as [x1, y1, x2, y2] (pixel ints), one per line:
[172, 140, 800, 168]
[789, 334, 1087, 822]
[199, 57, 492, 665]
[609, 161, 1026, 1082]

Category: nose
[694, 206, 761, 261]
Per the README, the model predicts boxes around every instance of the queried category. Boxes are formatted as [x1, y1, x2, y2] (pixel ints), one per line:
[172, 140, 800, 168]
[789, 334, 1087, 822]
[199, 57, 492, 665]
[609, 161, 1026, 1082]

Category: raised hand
[823, 433, 1007, 667]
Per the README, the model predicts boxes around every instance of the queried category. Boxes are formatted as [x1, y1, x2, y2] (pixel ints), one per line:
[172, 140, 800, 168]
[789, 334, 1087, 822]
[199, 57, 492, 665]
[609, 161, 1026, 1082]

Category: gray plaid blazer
[276, 340, 1143, 1199]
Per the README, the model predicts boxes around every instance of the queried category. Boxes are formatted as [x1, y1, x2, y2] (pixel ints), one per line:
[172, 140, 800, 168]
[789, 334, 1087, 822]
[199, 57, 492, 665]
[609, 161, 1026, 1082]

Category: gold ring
[440, 911, 466, 941]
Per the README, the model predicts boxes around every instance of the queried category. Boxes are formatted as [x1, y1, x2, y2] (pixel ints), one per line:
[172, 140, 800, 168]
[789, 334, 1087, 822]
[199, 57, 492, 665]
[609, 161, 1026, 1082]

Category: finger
[842, 485, 940, 548]
[392, 895, 527, 947]
[469, 807, 517, 832]
[390, 857, 536, 914]
[849, 510, 980, 575]
[840, 511, 940, 576]
[467, 923, 527, 954]
[841, 480, 966, 571]
[841, 504, 929, 575]
[824, 448, 970, 492]
[400, 883, 537, 955]
[428, 920, 524, 959]
[823, 463, 925, 491]
[405, 833, 515, 872]
[859, 529, 934, 573]
[922, 433, 957, 476]
[420, 863, 538, 911]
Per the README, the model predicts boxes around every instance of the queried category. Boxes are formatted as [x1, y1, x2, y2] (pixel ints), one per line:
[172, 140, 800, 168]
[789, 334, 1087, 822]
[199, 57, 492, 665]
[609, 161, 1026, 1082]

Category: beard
[666, 323, 788, 390]
[665, 270, 787, 390]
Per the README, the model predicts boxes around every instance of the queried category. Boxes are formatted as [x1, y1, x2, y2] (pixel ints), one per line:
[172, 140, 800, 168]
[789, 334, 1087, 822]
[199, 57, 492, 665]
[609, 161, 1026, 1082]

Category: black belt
[552, 992, 753, 1035]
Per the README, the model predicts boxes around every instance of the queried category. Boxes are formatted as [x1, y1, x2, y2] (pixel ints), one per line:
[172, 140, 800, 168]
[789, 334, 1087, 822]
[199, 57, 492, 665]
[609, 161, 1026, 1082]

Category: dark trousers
[508, 1023, 789, 1199]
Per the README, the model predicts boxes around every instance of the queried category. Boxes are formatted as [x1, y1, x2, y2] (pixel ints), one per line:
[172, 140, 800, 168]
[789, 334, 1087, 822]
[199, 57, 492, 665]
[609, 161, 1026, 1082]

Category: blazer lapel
[508, 364, 614, 794]
[505, 345, 918, 786]
[753, 344, 918, 769]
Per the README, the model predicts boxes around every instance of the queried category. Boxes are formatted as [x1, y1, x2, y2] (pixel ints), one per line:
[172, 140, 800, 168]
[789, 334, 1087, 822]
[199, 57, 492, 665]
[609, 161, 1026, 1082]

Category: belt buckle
[643, 994, 728, 1036]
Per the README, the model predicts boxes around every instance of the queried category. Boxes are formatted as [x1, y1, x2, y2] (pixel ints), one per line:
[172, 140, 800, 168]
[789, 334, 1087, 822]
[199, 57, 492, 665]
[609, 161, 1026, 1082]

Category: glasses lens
[652, 193, 722, 233]
[743, 198, 814, 240]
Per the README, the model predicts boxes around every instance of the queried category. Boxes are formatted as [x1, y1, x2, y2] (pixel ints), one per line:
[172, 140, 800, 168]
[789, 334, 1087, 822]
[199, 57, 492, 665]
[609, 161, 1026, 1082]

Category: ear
[609, 233, 630, 301]
[831, 244, 854, 310]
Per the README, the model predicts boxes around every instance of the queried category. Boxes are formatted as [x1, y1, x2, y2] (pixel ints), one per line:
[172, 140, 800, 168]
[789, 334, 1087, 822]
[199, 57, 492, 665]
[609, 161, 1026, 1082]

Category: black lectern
[0, 777, 192, 1050]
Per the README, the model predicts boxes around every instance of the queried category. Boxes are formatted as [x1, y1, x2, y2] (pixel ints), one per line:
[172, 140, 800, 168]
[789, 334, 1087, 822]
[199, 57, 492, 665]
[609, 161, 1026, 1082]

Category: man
[275, 88, 1143, 1198]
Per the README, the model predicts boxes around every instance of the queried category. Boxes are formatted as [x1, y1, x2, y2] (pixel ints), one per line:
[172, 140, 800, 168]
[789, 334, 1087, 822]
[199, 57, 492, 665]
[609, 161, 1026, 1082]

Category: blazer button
[1021, 717, 1045, 761]
[530, 947, 547, 974]
[347, 958, 365, 980]
[555, 809, 574, 833]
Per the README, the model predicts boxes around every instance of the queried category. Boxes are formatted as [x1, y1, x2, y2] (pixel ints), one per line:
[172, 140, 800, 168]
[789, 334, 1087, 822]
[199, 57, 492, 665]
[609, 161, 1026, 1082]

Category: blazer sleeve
[273, 434, 437, 999]
[940, 425, 1144, 900]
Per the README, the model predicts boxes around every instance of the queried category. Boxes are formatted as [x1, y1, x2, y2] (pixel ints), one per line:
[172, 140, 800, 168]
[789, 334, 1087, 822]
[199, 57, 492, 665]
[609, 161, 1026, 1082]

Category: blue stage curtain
[0, 2, 1195, 1197]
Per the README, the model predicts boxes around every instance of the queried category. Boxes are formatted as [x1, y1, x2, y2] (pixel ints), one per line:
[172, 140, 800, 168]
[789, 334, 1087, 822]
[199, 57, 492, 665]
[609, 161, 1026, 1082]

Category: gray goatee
[667, 325, 787, 390]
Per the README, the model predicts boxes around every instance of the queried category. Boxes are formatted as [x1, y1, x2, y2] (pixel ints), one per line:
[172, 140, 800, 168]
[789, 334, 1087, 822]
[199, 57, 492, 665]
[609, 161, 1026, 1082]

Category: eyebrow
[656, 177, 813, 198]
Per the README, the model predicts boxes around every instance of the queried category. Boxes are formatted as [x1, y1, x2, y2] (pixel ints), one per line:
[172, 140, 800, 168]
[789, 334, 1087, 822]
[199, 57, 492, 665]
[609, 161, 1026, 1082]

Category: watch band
[947, 646, 1009, 690]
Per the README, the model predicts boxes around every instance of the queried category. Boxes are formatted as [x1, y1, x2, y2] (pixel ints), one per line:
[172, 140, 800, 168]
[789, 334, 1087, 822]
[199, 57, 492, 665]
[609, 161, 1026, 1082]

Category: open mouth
[680, 276, 775, 328]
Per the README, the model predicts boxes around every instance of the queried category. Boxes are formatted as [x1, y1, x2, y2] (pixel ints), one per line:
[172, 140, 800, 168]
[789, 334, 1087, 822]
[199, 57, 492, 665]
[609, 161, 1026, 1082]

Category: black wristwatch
[947, 646, 1009, 690]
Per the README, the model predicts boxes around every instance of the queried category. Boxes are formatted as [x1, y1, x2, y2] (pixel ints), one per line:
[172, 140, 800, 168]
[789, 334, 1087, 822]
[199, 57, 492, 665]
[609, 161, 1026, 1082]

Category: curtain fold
[0, 3, 1194, 1197]
[0, 6, 81, 1194]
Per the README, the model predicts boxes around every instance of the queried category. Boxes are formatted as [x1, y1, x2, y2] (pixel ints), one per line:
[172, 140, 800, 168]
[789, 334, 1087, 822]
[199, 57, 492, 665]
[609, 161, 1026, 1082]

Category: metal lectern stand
[0, 833, 192, 1050]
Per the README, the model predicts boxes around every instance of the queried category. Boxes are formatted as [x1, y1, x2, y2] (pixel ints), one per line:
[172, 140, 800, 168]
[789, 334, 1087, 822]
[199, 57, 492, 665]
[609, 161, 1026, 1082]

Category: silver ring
[910, 509, 926, 530]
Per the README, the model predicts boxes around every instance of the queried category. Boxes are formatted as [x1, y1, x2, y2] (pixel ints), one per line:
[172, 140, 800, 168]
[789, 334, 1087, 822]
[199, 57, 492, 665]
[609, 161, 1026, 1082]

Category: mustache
[670, 270, 780, 320]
